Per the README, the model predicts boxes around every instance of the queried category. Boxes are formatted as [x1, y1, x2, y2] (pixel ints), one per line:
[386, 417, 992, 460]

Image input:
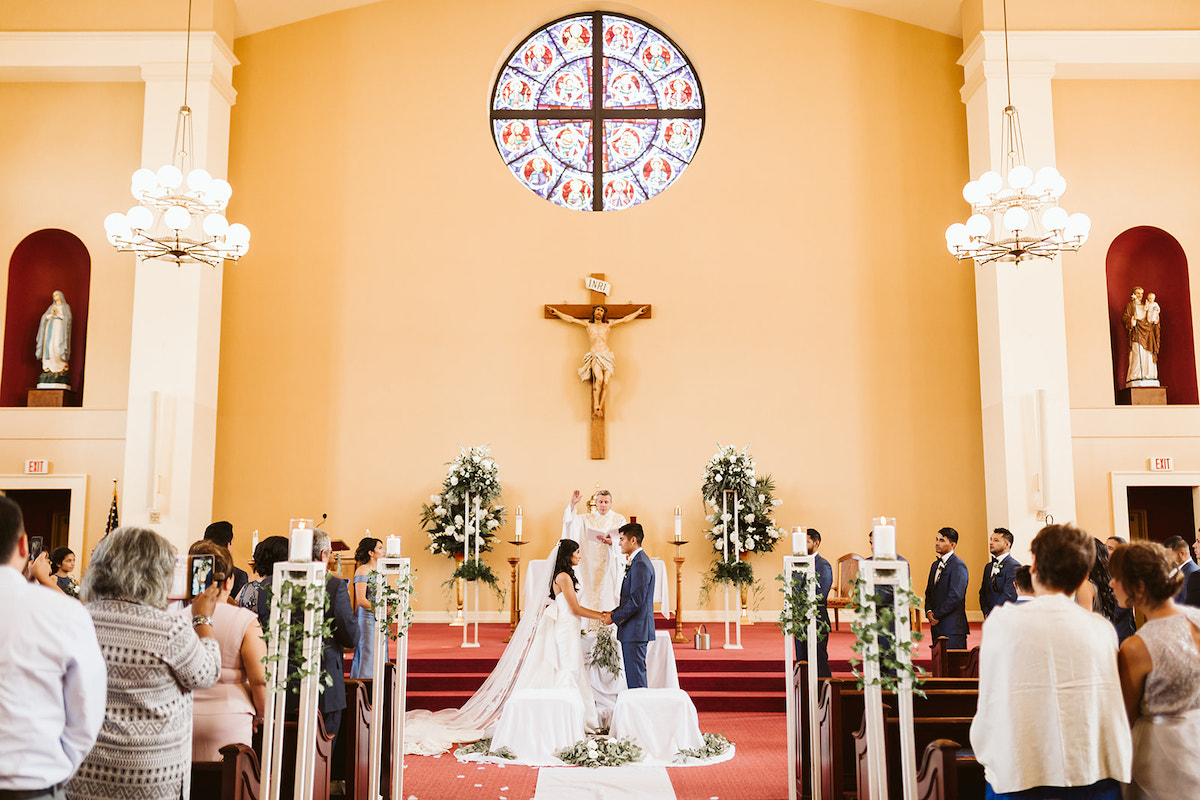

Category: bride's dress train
[404, 591, 599, 755]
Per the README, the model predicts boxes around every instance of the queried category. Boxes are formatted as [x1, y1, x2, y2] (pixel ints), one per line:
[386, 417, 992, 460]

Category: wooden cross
[545, 273, 652, 459]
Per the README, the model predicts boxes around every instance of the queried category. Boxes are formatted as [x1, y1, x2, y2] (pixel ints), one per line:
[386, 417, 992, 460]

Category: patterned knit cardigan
[67, 599, 221, 800]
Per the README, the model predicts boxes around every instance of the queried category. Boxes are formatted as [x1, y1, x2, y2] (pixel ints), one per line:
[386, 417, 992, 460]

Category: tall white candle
[289, 527, 313, 562]
[515, 506, 523, 542]
[386, 535, 401, 557]
[251, 529, 259, 552]
[792, 526, 808, 556]
[873, 517, 896, 559]
[674, 506, 682, 541]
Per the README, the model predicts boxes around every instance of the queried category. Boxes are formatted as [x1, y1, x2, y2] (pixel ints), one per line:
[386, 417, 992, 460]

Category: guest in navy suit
[1164, 536, 1198, 605]
[604, 523, 655, 689]
[980, 527, 1021, 617]
[793, 529, 833, 677]
[925, 527, 969, 650]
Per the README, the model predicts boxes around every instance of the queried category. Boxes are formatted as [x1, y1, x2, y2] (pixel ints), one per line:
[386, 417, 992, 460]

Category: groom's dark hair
[619, 523, 644, 545]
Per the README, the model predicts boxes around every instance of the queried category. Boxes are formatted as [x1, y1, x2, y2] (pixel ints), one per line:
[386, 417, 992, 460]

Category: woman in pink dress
[184, 540, 268, 760]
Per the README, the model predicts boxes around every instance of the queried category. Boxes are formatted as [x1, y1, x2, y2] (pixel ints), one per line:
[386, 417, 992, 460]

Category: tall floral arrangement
[420, 445, 506, 558]
[700, 444, 785, 588]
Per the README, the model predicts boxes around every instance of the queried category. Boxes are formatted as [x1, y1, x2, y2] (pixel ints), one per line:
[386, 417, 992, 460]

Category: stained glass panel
[491, 12, 704, 211]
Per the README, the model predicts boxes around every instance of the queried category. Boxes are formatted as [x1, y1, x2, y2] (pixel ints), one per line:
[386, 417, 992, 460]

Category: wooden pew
[930, 639, 980, 678]
[191, 743, 262, 800]
[343, 679, 373, 800]
[358, 662, 398, 798]
[792, 661, 812, 798]
[853, 714, 974, 800]
[817, 678, 979, 799]
[279, 713, 335, 800]
[916, 739, 986, 800]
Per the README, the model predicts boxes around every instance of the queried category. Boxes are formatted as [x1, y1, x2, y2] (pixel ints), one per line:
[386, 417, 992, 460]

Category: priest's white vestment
[561, 503, 626, 612]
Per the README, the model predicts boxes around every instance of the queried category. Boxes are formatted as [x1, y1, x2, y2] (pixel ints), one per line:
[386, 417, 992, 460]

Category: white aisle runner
[534, 767, 676, 800]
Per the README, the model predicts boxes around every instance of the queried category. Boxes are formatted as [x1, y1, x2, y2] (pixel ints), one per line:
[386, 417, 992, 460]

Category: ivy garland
[373, 567, 417, 641]
[455, 738, 516, 760]
[846, 573, 927, 696]
[261, 577, 335, 692]
[775, 567, 831, 641]
[555, 736, 645, 767]
[675, 733, 733, 763]
[442, 557, 505, 603]
[587, 625, 622, 679]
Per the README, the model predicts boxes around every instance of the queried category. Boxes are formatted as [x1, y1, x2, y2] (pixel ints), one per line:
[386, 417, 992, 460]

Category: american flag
[105, 480, 119, 534]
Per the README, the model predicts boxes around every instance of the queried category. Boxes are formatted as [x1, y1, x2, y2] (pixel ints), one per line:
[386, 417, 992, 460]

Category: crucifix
[545, 273, 652, 459]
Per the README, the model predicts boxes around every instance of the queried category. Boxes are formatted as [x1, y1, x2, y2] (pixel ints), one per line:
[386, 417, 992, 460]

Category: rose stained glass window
[491, 12, 705, 211]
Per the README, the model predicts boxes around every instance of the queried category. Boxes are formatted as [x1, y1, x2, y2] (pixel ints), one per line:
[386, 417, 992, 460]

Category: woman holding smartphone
[182, 539, 268, 760]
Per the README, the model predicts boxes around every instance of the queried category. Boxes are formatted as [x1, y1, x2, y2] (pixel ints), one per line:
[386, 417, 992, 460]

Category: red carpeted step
[679, 671, 785, 693]
[687, 690, 784, 713]
[406, 690, 477, 710]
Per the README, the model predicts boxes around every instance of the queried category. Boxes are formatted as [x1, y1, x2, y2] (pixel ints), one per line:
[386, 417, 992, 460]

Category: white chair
[610, 688, 704, 763]
[490, 688, 586, 765]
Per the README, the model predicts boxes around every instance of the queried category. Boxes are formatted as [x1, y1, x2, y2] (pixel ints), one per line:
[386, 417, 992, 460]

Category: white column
[120, 34, 237, 549]
[960, 32, 1077, 549]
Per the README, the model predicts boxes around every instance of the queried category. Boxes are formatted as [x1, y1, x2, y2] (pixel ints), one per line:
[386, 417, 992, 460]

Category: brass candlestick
[503, 540, 528, 643]
[671, 539, 688, 643]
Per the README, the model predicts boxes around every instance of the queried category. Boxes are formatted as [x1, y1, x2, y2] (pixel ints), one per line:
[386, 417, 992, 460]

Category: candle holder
[504, 540, 528, 643]
[670, 539, 688, 644]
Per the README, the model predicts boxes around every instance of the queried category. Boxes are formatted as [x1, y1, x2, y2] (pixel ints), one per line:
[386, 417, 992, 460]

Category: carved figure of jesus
[547, 304, 648, 418]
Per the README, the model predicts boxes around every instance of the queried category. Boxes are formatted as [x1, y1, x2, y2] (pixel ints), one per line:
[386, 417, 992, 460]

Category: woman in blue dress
[349, 536, 383, 678]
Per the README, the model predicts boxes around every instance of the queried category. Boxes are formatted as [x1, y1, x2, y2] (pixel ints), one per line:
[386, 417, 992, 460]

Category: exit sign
[24, 459, 50, 474]
[1149, 457, 1174, 472]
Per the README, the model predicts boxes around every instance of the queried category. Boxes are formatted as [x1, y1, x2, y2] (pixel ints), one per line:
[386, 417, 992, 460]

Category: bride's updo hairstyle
[551, 539, 581, 597]
[1109, 541, 1182, 605]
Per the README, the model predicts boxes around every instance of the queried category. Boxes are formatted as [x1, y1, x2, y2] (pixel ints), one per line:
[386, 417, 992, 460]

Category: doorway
[4, 488, 71, 554]
[1126, 485, 1196, 546]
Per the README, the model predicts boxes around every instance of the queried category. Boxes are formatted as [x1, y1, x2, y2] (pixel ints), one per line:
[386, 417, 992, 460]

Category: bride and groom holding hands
[404, 490, 656, 755]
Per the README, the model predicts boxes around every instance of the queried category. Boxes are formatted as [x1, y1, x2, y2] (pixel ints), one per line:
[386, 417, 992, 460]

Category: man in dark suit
[980, 527, 1021, 617]
[1164, 536, 1198, 605]
[205, 520, 250, 599]
[603, 522, 655, 689]
[925, 526, 969, 650]
[312, 529, 358, 743]
[793, 528, 833, 677]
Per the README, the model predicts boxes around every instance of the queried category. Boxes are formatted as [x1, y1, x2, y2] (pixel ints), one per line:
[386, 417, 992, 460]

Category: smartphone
[29, 536, 44, 563]
[188, 554, 215, 599]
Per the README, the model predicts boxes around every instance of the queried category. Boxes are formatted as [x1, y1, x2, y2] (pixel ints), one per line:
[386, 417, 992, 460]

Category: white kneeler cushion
[610, 688, 705, 763]
[490, 688, 586, 765]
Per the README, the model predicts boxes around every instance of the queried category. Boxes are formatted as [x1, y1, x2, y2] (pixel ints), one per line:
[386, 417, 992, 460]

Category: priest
[561, 488, 626, 612]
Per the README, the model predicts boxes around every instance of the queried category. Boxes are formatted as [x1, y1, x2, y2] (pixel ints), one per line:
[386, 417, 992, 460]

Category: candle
[873, 516, 896, 559]
[674, 506, 682, 541]
[792, 526, 807, 556]
[289, 526, 313, 562]
[251, 529, 259, 552]
[515, 506, 523, 542]
[386, 534, 401, 557]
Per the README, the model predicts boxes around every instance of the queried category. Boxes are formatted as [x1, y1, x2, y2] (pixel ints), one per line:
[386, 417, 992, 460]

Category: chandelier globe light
[946, 1, 1089, 265]
[104, 0, 249, 267]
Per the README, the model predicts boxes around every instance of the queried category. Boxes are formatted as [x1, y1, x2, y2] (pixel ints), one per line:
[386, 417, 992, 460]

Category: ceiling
[232, 0, 964, 40]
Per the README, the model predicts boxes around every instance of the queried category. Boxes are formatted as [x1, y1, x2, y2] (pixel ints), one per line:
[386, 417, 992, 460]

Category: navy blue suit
[1175, 560, 1199, 605]
[793, 553, 833, 677]
[611, 549, 655, 689]
[979, 553, 1021, 617]
[925, 552, 969, 649]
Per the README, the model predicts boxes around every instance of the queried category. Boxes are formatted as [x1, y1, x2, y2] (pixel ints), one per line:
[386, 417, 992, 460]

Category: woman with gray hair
[66, 527, 221, 800]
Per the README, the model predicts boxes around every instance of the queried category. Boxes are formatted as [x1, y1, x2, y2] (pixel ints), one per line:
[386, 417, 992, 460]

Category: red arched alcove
[1, 230, 91, 406]
[1105, 226, 1197, 404]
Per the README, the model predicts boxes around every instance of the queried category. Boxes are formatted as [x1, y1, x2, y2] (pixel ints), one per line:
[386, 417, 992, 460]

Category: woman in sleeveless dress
[1110, 541, 1200, 800]
[404, 539, 605, 755]
[183, 540, 268, 760]
[350, 536, 383, 679]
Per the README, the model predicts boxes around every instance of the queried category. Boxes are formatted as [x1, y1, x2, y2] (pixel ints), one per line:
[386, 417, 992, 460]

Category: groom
[602, 523, 655, 689]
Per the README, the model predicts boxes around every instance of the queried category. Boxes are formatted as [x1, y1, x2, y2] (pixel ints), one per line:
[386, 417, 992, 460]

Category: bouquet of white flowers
[420, 445, 506, 559]
[701, 444, 786, 558]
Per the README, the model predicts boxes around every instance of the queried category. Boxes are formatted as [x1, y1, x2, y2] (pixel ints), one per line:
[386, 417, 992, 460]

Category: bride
[404, 539, 606, 755]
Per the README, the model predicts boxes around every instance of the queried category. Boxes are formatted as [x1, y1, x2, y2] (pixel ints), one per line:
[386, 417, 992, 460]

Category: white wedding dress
[404, 557, 599, 755]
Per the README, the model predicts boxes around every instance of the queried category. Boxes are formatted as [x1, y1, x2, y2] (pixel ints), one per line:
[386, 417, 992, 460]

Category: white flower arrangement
[421, 445, 506, 558]
[700, 444, 785, 557]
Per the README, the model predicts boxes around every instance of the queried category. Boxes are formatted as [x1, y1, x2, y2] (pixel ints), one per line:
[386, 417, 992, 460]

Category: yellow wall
[215, 0, 984, 615]
[0, 82, 141, 556]
[1054, 79, 1200, 541]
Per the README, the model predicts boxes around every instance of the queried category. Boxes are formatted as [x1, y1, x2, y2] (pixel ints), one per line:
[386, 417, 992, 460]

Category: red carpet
[399, 711, 786, 800]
